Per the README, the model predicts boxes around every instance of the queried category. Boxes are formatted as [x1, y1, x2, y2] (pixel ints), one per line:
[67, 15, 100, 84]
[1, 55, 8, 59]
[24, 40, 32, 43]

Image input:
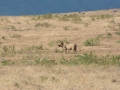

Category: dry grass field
[0, 9, 120, 90]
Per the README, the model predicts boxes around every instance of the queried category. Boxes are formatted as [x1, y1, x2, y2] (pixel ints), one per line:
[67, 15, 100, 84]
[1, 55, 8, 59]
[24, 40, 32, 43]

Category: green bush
[28, 45, 43, 50]
[40, 59, 57, 66]
[31, 15, 41, 20]
[84, 35, 102, 46]
[31, 14, 53, 20]
[110, 55, 120, 65]
[71, 52, 120, 65]
[42, 14, 53, 19]
[2, 36, 6, 40]
[84, 38, 100, 46]
[71, 14, 82, 24]
[107, 32, 112, 38]
[115, 31, 120, 35]
[11, 34, 21, 38]
[1, 45, 16, 56]
[58, 15, 70, 21]
[35, 22, 51, 28]
[1, 60, 15, 65]
[97, 14, 113, 19]
[75, 52, 99, 65]
[1, 52, 120, 66]
[48, 41, 55, 47]
[34, 57, 57, 66]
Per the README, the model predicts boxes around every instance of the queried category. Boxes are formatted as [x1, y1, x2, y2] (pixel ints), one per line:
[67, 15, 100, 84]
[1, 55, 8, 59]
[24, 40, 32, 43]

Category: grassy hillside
[0, 9, 120, 90]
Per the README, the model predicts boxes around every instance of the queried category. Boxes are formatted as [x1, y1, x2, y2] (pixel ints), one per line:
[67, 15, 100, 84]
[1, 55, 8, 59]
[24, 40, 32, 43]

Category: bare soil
[0, 9, 120, 90]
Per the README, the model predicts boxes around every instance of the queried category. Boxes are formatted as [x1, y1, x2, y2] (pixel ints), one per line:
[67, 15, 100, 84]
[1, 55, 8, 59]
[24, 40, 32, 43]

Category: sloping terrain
[0, 9, 120, 90]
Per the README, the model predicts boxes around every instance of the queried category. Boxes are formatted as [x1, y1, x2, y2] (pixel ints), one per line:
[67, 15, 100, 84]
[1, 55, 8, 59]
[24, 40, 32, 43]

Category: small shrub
[51, 76, 59, 82]
[1, 60, 15, 65]
[74, 52, 120, 65]
[75, 52, 98, 65]
[84, 38, 100, 46]
[48, 41, 55, 47]
[11, 25, 16, 30]
[111, 79, 117, 83]
[11, 34, 21, 38]
[1, 45, 16, 56]
[40, 59, 57, 66]
[2, 36, 6, 40]
[35, 45, 43, 50]
[84, 34, 102, 46]
[25, 54, 40, 61]
[97, 14, 113, 19]
[14, 82, 20, 88]
[31, 15, 41, 20]
[59, 52, 99, 65]
[115, 31, 120, 35]
[35, 22, 51, 28]
[0, 42, 2, 45]
[40, 76, 48, 82]
[42, 14, 53, 19]
[22, 45, 43, 52]
[59, 57, 68, 65]
[71, 14, 82, 24]
[58, 15, 70, 21]
[110, 55, 120, 65]
[107, 32, 112, 38]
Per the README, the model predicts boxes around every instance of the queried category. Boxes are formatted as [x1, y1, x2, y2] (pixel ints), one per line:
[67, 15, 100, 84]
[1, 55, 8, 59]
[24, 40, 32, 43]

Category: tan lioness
[58, 42, 77, 53]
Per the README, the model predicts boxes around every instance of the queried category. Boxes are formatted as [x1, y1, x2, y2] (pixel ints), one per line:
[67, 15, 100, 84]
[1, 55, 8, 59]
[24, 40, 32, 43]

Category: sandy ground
[0, 65, 120, 90]
[0, 9, 120, 90]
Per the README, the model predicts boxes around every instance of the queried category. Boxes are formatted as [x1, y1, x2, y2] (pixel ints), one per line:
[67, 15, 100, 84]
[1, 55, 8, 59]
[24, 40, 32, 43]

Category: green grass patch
[42, 14, 53, 19]
[84, 37, 100, 46]
[35, 22, 52, 28]
[59, 52, 120, 66]
[0, 45, 16, 56]
[11, 34, 21, 38]
[107, 32, 112, 38]
[1, 52, 120, 66]
[84, 34, 102, 46]
[19, 45, 43, 53]
[96, 14, 113, 19]
[58, 14, 70, 21]
[1, 60, 15, 66]
[48, 41, 56, 47]
[115, 31, 120, 35]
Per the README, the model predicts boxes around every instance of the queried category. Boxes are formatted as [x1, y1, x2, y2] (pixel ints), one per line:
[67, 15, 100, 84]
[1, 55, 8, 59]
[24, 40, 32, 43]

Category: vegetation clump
[35, 22, 52, 28]
[84, 37, 100, 46]
[59, 52, 120, 66]
[1, 52, 120, 66]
